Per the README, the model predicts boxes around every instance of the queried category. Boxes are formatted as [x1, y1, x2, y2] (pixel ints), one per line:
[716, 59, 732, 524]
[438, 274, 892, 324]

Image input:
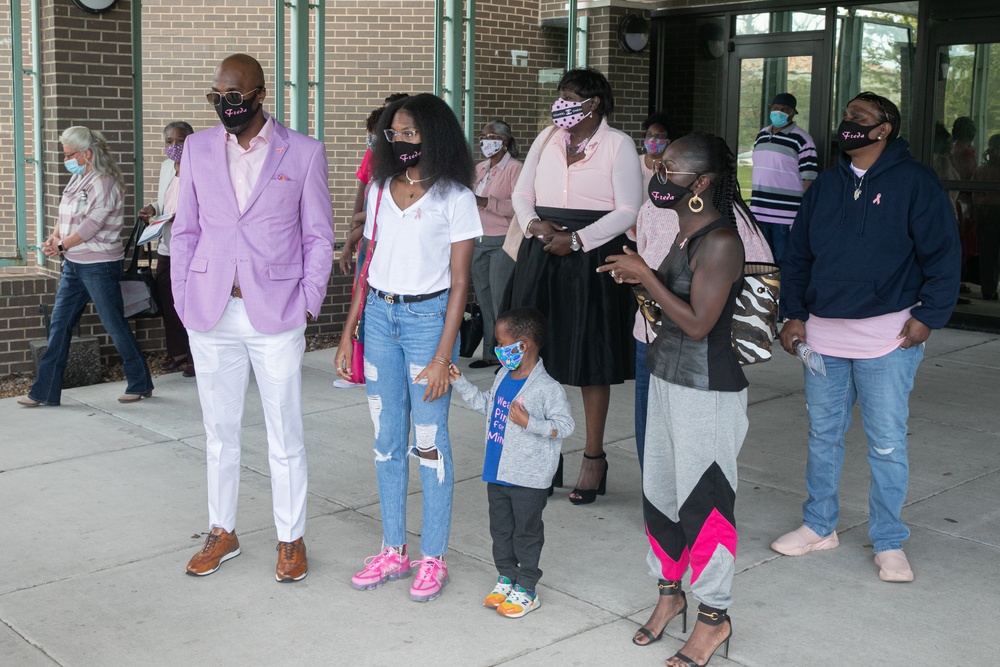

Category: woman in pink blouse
[470, 120, 523, 369]
[507, 68, 643, 504]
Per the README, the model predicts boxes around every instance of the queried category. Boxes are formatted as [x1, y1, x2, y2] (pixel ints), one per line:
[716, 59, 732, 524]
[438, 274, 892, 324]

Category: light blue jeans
[363, 290, 457, 558]
[801, 344, 924, 553]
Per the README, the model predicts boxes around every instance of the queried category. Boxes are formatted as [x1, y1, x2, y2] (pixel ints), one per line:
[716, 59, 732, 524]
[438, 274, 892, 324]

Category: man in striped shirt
[750, 93, 819, 264]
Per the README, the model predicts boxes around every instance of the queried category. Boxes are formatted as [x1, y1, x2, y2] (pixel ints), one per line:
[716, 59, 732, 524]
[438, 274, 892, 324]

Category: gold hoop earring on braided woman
[688, 192, 704, 213]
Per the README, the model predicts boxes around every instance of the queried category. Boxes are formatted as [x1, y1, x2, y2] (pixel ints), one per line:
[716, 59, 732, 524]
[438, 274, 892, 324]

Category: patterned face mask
[551, 97, 593, 130]
[494, 340, 525, 370]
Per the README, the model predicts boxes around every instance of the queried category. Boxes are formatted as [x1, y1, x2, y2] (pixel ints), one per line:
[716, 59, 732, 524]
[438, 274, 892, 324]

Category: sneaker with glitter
[409, 556, 449, 602]
[350, 546, 411, 590]
[483, 575, 513, 608]
[497, 584, 540, 618]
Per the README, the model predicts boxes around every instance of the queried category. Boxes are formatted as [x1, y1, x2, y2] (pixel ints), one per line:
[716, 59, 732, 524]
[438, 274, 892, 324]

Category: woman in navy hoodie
[771, 92, 960, 583]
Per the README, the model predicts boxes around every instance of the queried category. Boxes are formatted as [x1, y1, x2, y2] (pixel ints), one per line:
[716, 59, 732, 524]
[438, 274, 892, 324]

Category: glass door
[924, 17, 1000, 323]
[726, 38, 827, 200]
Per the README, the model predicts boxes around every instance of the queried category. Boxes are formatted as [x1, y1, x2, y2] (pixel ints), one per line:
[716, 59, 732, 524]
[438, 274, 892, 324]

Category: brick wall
[0, 0, 657, 376]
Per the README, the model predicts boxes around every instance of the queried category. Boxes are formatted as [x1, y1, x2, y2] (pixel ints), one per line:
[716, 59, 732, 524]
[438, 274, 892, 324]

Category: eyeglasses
[644, 131, 669, 141]
[478, 134, 503, 142]
[206, 87, 262, 106]
[64, 150, 81, 160]
[384, 128, 419, 142]
[654, 167, 699, 185]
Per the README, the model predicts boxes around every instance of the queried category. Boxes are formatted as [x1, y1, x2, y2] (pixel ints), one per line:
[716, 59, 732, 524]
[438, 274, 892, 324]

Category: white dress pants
[188, 297, 308, 543]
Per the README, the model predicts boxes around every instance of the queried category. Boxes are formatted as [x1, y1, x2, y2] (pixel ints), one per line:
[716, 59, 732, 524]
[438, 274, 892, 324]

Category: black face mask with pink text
[215, 95, 260, 132]
[836, 120, 882, 152]
[393, 141, 422, 168]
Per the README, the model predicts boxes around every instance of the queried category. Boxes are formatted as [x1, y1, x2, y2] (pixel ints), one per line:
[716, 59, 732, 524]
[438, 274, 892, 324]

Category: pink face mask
[551, 97, 592, 129]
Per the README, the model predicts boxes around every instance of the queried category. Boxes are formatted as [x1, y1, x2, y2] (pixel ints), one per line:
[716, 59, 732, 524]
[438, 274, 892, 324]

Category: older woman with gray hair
[470, 119, 523, 369]
[139, 120, 195, 377]
[18, 126, 153, 407]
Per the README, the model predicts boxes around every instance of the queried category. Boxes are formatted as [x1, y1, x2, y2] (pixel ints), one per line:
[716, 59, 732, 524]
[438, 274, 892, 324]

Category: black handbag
[120, 218, 161, 319]
[459, 303, 484, 358]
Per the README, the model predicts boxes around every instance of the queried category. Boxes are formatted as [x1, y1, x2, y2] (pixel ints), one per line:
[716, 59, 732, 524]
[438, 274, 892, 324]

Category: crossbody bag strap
[353, 183, 385, 337]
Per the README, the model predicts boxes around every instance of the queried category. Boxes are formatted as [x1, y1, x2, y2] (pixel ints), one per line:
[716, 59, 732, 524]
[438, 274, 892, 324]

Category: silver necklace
[404, 169, 433, 185]
[853, 173, 865, 200]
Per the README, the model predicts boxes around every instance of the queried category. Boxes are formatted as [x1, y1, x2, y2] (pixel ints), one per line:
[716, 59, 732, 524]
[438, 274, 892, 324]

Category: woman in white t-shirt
[335, 93, 481, 603]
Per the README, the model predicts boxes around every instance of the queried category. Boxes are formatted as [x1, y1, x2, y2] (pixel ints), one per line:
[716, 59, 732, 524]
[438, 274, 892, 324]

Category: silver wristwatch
[569, 231, 581, 252]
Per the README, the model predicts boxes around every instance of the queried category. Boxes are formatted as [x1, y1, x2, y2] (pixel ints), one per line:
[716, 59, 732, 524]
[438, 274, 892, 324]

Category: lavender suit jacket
[170, 121, 334, 335]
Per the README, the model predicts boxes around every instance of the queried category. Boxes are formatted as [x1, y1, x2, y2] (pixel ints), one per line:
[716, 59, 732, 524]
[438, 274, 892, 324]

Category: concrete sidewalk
[2, 328, 997, 666]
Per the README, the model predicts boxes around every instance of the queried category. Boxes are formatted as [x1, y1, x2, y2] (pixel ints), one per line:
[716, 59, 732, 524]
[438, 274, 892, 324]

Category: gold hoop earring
[688, 193, 704, 213]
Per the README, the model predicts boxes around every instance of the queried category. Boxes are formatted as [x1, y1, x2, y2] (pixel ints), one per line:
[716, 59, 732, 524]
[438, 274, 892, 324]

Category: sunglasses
[206, 87, 262, 106]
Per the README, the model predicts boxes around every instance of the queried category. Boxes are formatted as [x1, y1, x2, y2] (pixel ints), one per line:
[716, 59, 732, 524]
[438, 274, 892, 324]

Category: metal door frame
[724, 32, 831, 166]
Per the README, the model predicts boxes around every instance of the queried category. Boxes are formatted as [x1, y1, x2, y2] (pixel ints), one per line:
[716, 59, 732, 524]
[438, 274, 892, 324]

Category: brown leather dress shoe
[186, 527, 241, 576]
[276, 537, 308, 582]
[182, 362, 196, 378]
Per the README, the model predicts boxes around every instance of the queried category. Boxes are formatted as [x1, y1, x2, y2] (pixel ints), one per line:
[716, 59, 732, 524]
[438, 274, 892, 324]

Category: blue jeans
[801, 344, 924, 553]
[363, 290, 458, 557]
[30, 259, 153, 405]
[634, 338, 650, 468]
[759, 221, 791, 266]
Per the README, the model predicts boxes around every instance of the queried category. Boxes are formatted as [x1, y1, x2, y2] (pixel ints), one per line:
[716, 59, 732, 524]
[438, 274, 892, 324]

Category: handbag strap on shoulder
[353, 184, 385, 331]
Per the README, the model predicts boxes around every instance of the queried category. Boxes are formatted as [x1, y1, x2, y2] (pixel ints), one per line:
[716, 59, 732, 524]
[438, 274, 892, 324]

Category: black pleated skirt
[501, 206, 636, 387]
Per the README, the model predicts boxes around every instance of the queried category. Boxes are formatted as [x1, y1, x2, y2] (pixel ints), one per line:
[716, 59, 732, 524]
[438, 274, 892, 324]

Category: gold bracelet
[431, 356, 449, 366]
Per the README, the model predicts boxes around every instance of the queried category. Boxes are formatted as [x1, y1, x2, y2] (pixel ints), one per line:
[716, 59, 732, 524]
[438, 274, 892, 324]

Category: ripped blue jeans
[801, 344, 924, 553]
[363, 289, 457, 558]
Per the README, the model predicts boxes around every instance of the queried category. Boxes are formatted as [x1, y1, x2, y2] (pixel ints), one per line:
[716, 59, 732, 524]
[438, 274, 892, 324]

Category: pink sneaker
[770, 525, 839, 556]
[409, 556, 449, 602]
[350, 546, 411, 590]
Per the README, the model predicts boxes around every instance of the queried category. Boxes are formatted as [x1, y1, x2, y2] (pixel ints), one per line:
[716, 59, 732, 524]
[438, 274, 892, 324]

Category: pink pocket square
[275, 174, 291, 181]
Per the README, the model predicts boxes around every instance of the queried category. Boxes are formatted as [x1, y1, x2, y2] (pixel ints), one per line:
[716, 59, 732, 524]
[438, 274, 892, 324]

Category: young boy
[450, 307, 574, 618]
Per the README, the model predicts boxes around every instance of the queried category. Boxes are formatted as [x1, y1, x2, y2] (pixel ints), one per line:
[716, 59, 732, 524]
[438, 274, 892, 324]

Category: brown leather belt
[231, 286, 243, 299]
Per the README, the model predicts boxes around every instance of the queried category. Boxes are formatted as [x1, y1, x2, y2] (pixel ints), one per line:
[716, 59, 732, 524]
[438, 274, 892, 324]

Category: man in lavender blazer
[171, 54, 333, 583]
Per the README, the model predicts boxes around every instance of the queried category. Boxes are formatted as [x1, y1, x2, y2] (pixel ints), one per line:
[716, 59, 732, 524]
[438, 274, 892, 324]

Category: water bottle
[792, 339, 826, 376]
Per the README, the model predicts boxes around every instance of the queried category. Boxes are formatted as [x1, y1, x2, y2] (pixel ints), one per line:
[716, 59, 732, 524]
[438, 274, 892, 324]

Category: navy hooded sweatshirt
[781, 139, 960, 329]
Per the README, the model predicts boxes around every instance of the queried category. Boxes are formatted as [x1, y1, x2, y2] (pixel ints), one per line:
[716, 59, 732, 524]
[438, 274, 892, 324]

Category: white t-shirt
[365, 178, 482, 295]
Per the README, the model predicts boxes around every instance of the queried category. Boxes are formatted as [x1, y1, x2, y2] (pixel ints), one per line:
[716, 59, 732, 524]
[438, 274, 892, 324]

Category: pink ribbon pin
[873, 193, 882, 205]
[275, 146, 286, 154]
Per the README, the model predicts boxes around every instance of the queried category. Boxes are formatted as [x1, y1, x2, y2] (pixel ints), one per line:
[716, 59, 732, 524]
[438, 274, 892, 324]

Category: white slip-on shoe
[874, 549, 914, 583]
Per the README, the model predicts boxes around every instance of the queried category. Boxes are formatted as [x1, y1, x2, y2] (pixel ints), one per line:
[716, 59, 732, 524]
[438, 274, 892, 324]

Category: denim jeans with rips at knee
[362, 290, 458, 558]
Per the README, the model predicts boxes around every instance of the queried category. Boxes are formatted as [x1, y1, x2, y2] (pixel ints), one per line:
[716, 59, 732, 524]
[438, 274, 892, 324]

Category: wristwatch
[569, 231, 581, 252]
[57, 243, 65, 254]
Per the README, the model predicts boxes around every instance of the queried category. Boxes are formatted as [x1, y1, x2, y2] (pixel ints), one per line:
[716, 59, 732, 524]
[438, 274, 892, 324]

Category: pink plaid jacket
[170, 121, 334, 334]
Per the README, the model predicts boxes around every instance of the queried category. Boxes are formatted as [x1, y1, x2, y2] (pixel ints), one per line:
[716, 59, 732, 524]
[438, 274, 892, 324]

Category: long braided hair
[677, 132, 762, 235]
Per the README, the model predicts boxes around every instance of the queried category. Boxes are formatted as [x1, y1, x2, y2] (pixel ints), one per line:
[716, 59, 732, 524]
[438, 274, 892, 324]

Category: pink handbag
[348, 185, 384, 384]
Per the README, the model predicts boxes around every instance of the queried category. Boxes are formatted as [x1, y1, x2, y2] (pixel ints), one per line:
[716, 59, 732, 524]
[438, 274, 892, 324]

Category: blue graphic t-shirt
[482, 374, 526, 485]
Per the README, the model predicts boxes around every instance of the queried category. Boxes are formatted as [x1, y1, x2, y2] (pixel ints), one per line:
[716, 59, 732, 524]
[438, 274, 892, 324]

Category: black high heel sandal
[669, 604, 732, 666]
[569, 452, 607, 505]
[632, 579, 688, 646]
[548, 454, 564, 497]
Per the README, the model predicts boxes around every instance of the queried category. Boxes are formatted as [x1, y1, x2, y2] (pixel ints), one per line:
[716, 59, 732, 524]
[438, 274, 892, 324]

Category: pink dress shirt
[512, 119, 643, 251]
[226, 113, 275, 286]
[226, 113, 276, 212]
[474, 152, 523, 237]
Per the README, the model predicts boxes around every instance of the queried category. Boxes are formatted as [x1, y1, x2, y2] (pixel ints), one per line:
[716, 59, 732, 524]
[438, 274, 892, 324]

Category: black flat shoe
[633, 579, 687, 646]
[469, 359, 500, 369]
[569, 452, 607, 505]
[160, 356, 186, 371]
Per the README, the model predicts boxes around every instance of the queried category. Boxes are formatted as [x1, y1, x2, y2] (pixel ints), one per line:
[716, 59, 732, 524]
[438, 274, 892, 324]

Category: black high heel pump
[633, 579, 688, 646]
[548, 454, 564, 497]
[670, 604, 732, 666]
[569, 452, 607, 505]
